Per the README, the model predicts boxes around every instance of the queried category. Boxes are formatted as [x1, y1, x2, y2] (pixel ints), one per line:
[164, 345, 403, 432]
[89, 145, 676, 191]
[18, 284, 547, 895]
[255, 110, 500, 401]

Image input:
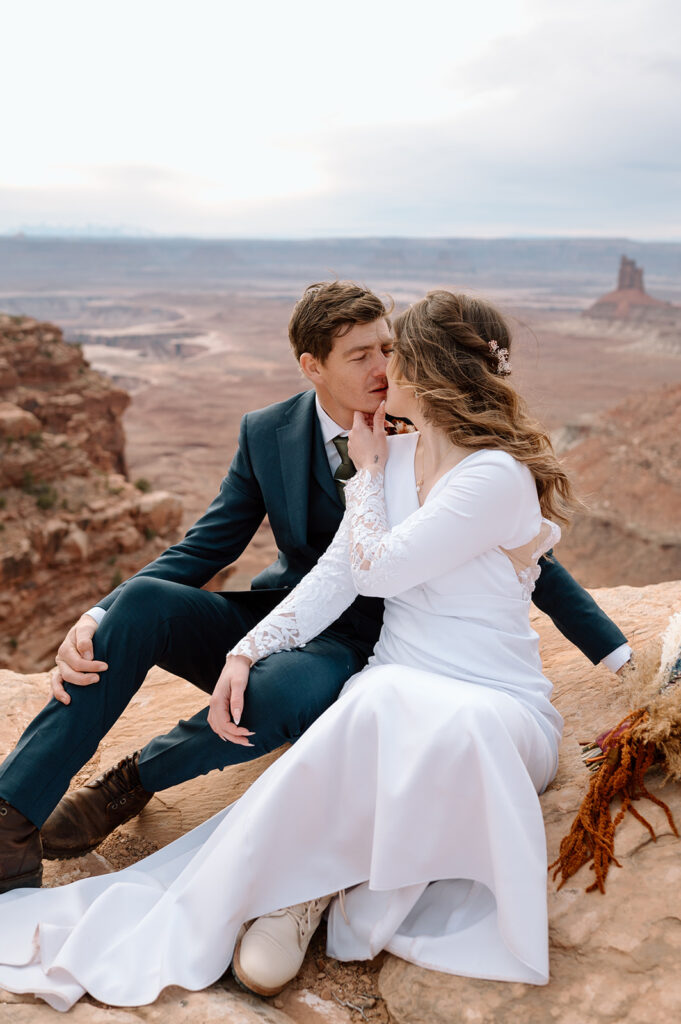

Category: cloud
[1, 0, 679, 237]
[280, 0, 681, 236]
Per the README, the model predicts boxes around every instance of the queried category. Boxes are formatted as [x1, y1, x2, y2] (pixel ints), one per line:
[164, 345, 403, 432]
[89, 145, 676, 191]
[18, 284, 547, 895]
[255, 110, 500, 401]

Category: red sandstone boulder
[0, 315, 183, 673]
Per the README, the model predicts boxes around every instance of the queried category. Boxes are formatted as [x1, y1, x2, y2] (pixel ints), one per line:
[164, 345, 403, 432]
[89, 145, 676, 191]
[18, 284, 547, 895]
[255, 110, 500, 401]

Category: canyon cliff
[0, 314, 182, 672]
[556, 381, 681, 588]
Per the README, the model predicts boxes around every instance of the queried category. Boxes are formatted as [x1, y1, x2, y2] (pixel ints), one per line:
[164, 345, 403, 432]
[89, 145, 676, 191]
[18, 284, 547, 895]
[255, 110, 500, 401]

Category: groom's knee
[94, 577, 174, 645]
[90, 577, 179, 677]
[104, 576, 169, 621]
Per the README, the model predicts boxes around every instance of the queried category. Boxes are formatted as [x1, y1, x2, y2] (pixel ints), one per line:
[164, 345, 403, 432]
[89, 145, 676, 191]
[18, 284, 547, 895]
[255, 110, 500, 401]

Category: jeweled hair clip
[488, 339, 511, 375]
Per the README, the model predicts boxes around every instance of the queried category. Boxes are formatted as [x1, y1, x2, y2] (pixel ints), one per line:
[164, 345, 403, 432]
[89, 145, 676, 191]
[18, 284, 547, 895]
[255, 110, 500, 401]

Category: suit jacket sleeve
[531, 551, 627, 664]
[97, 413, 266, 612]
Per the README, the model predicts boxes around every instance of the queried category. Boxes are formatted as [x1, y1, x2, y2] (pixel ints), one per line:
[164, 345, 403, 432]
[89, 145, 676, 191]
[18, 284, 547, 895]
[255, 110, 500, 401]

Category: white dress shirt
[84, 394, 632, 672]
[315, 395, 348, 475]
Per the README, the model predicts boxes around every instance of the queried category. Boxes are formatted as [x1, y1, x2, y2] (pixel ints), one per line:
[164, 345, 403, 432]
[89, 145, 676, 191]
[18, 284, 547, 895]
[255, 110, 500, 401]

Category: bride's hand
[348, 401, 387, 473]
[208, 654, 256, 745]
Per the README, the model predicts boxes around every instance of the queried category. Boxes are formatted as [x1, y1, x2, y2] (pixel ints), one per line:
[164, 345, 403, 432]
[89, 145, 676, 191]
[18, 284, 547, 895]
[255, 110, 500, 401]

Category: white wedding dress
[0, 433, 563, 1010]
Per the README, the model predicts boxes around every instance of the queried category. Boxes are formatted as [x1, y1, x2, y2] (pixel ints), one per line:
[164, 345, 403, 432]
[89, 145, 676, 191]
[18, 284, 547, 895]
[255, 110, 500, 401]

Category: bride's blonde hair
[392, 290, 578, 526]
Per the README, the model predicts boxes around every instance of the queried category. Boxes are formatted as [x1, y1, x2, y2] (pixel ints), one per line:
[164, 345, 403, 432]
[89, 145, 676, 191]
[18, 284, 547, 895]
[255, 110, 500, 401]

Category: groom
[0, 280, 630, 895]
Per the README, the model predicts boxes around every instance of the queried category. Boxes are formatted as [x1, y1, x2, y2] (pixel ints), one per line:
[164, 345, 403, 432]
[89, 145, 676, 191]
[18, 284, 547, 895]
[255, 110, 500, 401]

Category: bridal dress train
[0, 434, 563, 1011]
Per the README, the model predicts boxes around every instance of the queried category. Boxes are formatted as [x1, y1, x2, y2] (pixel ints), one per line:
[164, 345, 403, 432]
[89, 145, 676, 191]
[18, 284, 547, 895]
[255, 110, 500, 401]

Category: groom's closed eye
[349, 347, 393, 362]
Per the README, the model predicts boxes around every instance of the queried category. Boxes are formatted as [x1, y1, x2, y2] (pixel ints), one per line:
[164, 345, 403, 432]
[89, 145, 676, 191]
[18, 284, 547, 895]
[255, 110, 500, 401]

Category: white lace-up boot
[232, 895, 332, 996]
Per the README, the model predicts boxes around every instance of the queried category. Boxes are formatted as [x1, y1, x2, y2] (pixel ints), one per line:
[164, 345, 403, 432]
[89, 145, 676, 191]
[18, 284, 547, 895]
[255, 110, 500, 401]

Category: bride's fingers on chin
[352, 410, 367, 432]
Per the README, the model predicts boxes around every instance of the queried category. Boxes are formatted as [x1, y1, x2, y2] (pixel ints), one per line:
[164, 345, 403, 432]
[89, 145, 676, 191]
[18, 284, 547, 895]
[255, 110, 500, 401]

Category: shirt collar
[315, 394, 348, 445]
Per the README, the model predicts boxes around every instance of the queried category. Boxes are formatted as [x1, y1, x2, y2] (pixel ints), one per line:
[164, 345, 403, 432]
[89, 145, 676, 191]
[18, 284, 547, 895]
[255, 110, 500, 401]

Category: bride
[0, 290, 575, 1011]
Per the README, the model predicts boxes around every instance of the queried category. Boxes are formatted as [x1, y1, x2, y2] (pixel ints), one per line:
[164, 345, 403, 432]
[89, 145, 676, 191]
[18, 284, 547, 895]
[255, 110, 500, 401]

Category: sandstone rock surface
[2, 581, 681, 1021]
[379, 579, 681, 1024]
[0, 315, 183, 672]
[0, 986, 300, 1024]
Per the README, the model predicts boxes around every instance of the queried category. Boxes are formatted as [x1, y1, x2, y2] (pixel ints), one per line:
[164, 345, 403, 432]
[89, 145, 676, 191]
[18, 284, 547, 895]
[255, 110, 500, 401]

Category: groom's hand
[208, 654, 255, 745]
[51, 614, 108, 705]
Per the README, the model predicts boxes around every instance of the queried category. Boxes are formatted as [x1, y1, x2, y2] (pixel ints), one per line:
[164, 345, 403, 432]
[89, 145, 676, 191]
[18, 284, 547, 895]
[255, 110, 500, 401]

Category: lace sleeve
[344, 468, 399, 581]
[343, 455, 542, 599]
[230, 513, 358, 664]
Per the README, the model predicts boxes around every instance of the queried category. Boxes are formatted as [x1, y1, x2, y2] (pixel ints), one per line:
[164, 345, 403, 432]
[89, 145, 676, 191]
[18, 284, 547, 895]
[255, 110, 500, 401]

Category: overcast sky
[1, 0, 679, 238]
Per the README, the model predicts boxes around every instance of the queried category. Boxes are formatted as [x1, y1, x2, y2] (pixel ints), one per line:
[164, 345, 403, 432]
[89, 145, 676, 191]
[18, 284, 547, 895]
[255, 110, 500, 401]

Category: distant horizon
[3, 234, 680, 307]
[4, 231, 681, 245]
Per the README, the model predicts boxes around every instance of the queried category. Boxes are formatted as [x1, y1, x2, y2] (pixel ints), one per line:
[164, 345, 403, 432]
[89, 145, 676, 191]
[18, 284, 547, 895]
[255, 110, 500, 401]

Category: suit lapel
[311, 413, 344, 510]
[276, 390, 316, 549]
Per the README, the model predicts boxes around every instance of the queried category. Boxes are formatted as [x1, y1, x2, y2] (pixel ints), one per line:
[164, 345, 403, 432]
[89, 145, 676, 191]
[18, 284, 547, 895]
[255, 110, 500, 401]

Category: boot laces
[276, 896, 330, 940]
[91, 753, 140, 806]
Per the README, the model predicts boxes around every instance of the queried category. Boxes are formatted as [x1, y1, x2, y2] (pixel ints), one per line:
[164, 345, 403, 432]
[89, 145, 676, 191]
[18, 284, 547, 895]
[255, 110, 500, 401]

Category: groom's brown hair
[289, 281, 390, 364]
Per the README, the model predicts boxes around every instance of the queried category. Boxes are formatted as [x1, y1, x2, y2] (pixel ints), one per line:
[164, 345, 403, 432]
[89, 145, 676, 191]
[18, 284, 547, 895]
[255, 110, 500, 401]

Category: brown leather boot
[41, 752, 154, 860]
[0, 799, 43, 893]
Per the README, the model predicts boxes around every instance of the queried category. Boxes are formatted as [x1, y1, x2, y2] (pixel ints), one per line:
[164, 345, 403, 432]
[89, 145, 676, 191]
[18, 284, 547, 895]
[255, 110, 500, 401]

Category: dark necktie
[332, 435, 356, 506]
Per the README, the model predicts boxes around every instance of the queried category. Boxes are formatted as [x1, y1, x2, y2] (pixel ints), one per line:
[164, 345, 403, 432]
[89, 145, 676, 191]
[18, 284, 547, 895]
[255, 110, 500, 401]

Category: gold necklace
[415, 440, 457, 494]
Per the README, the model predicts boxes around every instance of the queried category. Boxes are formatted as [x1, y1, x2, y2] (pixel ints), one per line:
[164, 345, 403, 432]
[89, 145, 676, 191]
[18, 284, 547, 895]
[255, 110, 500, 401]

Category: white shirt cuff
[84, 606, 107, 625]
[601, 643, 632, 674]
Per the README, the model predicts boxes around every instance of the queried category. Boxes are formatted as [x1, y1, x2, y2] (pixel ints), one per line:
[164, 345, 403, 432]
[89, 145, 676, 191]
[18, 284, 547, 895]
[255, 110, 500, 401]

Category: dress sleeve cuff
[601, 643, 632, 674]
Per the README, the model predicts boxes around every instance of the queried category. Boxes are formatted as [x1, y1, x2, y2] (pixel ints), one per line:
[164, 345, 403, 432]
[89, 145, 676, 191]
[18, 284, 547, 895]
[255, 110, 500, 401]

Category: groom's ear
[299, 352, 321, 383]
